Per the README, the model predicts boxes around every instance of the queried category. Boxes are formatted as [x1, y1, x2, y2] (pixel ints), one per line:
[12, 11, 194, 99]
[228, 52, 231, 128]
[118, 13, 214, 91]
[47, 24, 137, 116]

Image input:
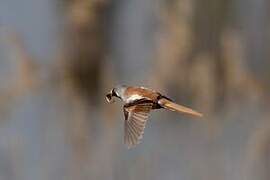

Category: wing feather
[123, 102, 153, 148]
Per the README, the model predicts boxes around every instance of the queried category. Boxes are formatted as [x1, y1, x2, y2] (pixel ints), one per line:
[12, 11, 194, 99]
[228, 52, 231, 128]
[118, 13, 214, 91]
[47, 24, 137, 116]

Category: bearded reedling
[106, 85, 203, 148]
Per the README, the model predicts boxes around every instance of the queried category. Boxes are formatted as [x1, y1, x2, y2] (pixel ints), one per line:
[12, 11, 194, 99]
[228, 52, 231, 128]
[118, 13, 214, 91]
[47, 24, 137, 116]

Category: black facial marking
[112, 88, 118, 97]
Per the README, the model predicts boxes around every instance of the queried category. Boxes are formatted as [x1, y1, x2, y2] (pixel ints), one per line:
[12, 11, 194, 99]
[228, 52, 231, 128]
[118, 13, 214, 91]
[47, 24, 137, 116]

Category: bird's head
[106, 85, 126, 103]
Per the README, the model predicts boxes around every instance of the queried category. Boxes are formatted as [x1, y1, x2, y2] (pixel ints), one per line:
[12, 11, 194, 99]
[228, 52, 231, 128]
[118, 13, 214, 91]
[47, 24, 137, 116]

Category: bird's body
[123, 86, 159, 102]
[106, 85, 203, 148]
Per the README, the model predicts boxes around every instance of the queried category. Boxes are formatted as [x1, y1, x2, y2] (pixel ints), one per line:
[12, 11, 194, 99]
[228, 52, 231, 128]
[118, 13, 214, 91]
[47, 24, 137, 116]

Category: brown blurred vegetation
[0, 0, 270, 180]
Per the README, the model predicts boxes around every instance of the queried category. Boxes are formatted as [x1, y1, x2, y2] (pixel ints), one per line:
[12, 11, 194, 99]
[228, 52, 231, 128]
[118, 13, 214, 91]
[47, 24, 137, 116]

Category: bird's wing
[123, 100, 153, 148]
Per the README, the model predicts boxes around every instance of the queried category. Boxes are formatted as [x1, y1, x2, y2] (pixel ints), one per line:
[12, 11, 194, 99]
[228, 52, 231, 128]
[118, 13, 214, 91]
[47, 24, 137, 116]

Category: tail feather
[158, 98, 203, 117]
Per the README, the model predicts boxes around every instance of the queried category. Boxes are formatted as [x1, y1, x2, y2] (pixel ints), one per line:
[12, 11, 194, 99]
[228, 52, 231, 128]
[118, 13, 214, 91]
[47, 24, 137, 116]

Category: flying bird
[106, 85, 203, 148]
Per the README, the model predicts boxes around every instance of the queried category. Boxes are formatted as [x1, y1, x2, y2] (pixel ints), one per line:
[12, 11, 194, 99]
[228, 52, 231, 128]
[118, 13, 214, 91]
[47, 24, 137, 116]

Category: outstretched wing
[123, 101, 153, 148]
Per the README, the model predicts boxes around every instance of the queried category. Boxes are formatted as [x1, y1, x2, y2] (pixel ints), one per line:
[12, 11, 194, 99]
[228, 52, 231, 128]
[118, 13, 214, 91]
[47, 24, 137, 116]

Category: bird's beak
[106, 93, 115, 103]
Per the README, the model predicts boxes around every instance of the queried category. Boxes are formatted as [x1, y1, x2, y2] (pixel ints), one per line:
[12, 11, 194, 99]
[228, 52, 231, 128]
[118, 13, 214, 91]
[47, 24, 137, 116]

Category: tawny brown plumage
[158, 98, 203, 117]
[106, 85, 203, 148]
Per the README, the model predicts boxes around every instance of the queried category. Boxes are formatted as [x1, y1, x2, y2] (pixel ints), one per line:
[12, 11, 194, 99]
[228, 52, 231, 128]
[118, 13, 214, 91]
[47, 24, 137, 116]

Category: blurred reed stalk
[150, 0, 268, 116]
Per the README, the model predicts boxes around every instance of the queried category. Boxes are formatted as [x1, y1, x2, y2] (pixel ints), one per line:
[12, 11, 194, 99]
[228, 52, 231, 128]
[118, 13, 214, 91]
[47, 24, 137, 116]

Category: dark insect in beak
[106, 93, 112, 103]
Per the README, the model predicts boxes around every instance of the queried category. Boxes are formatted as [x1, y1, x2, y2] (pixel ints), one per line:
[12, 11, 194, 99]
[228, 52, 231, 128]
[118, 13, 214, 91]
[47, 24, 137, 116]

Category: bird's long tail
[158, 98, 203, 117]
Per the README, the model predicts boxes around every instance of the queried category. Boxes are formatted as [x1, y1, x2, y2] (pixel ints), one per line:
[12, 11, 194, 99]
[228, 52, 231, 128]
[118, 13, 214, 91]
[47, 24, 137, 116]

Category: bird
[106, 85, 203, 148]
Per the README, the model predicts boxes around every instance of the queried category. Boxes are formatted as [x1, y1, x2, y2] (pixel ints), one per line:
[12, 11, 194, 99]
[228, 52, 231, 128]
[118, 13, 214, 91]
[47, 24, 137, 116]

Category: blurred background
[0, 0, 270, 180]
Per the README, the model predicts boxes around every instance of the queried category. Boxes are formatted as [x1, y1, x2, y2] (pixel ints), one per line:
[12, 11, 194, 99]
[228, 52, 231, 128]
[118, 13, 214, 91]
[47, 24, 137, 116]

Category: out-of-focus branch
[60, 0, 112, 105]
[150, 0, 267, 116]
[5, 32, 38, 94]
[246, 120, 270, 180]
[57, 1, 114, 178]
[0, 31, 38, 119]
